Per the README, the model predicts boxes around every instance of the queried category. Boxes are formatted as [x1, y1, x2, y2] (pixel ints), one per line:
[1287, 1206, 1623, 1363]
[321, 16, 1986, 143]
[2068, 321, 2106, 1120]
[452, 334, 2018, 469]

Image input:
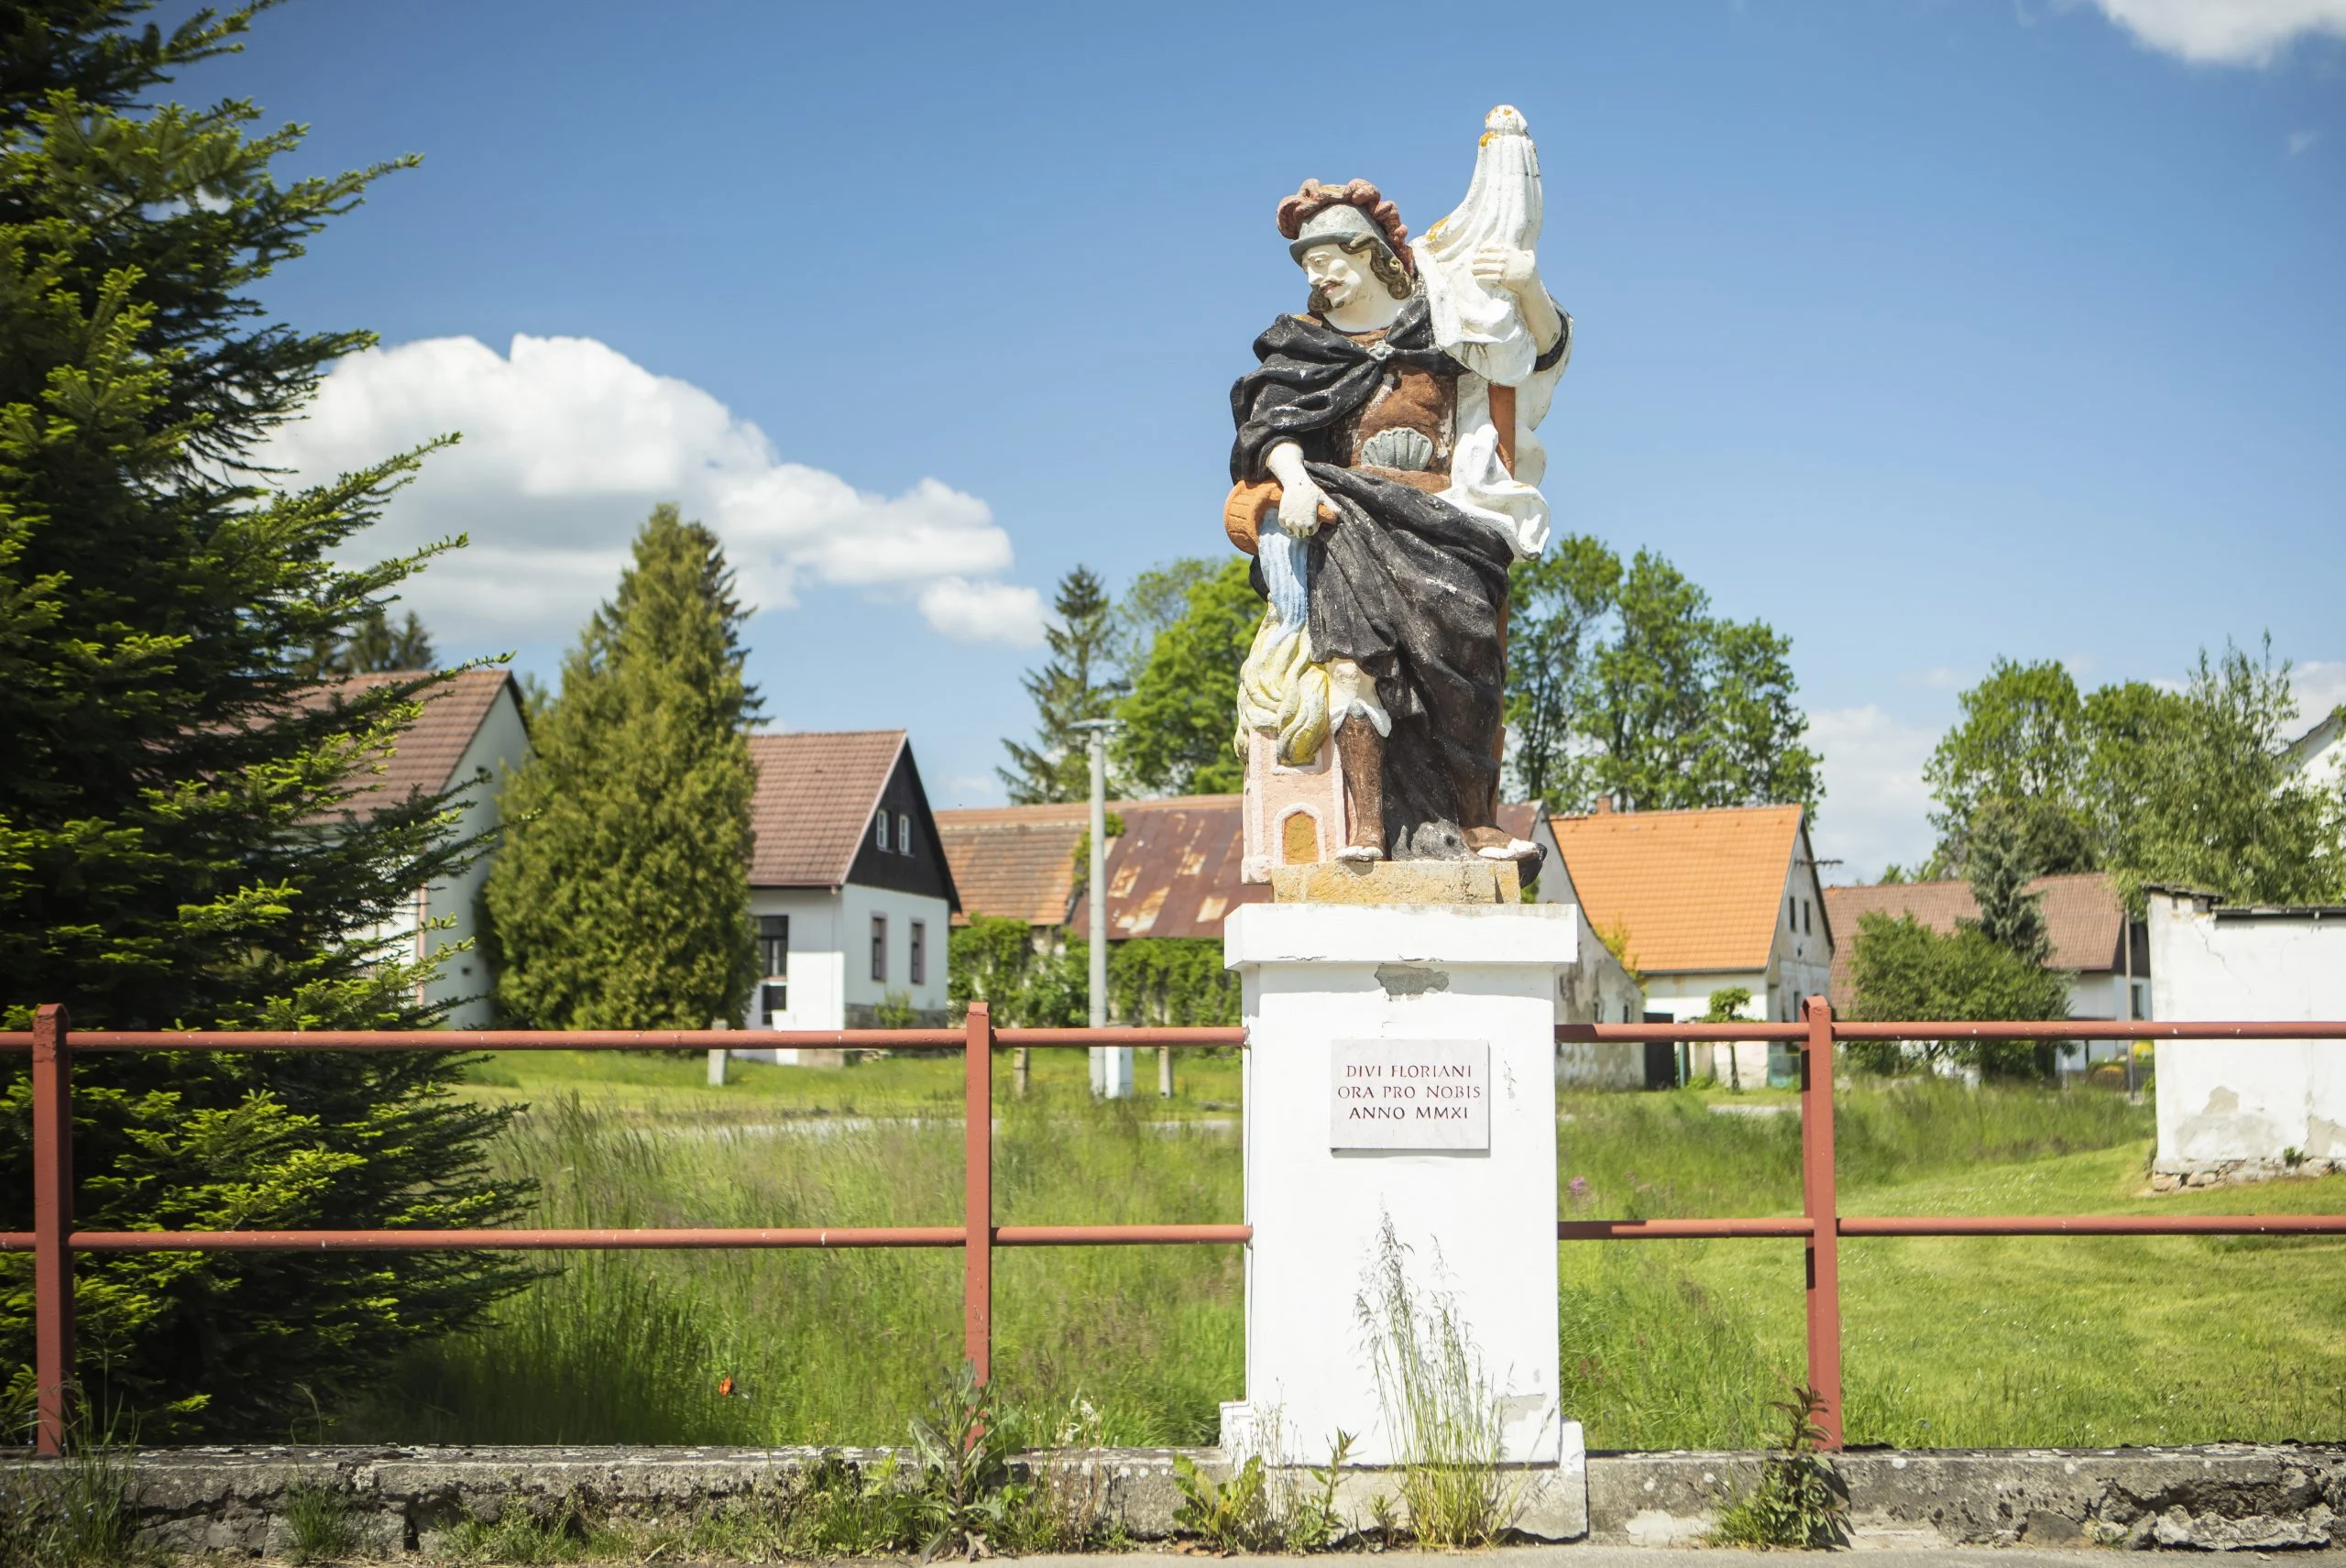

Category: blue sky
[195, 1, 2344, 879]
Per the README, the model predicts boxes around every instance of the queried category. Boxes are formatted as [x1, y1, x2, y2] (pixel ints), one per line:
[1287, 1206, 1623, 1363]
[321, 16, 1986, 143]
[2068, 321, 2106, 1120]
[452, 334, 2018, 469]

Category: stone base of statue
[1220, 899, 1582, 1516]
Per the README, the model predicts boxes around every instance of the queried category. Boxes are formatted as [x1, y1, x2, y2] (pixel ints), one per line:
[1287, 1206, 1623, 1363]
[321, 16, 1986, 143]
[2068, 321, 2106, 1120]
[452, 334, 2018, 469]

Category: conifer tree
[999, 565, 1121, 804]
[485, 506, 761, 1028]
[0, 1, 527, 1435]
[1965, 799, 2052, 965]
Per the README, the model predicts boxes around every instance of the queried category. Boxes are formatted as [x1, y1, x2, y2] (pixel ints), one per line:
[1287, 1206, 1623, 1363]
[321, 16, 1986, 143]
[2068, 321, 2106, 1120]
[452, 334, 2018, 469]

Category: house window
[876, 813, 891, 852]
[757, 915, 788, 1018]
[1802, 899, 1812, 935]
[899, 811, 913, 853]
[910, 919, 926, 985]
[1788, 894, 1796, 927]
[871, 914, 887, 981]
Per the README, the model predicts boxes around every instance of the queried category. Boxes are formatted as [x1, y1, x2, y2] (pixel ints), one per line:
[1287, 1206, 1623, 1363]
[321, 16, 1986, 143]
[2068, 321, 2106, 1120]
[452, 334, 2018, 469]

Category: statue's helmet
[1288, 201, 1387, 264]
[1276, 179, 1414, 275]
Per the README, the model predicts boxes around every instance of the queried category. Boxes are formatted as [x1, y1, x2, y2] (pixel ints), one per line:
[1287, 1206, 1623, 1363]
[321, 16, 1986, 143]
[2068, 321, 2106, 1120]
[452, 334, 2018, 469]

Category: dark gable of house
[845, 747, 959, 906]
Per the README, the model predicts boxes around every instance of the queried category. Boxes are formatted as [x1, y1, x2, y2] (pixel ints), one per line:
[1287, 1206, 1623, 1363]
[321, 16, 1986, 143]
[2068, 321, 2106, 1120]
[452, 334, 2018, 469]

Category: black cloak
[1229, 297, 1514, 859]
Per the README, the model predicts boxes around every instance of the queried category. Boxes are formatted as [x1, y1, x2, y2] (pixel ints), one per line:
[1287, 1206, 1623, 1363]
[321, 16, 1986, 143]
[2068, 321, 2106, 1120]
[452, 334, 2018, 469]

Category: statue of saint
[1227, 107, 1569, 875]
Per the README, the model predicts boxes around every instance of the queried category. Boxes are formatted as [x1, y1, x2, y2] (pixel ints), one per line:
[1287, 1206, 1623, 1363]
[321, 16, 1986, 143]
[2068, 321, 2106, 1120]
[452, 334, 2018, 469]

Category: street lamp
[1070, 719, 1133, 1098]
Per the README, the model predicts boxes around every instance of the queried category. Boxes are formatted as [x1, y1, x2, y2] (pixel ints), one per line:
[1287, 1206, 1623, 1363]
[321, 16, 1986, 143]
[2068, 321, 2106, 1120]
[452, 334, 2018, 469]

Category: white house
[2284, 706, 2343, 796]
[337, 668, 532, 1029]
[1503, 805, 1650, 1089]
[1541, 802, 1831, 1089]
[2147, 886, 2346, 1185]
[1824, 872, 2149, 1073]
[736, 729, 959, 1062]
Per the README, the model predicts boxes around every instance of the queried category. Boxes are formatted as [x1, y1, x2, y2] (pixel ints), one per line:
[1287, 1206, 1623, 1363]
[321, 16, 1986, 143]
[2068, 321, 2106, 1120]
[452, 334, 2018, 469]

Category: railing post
[963, 1002, 993, 1384]
[1800, 995, 1844, 1450]
[32, 1003, 74, 1456]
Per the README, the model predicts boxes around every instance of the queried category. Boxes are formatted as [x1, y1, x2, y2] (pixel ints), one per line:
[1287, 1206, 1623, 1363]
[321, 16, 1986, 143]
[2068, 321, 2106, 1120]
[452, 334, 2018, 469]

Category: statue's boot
[1333, 718, 1385, 862]
[1466, 823, 1542, 864]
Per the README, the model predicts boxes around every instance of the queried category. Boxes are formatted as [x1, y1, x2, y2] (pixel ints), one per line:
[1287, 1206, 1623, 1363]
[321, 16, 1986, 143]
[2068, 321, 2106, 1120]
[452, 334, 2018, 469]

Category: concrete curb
[1589, 1445, 2346, 1550]
[2, 1442, 2341, 1554]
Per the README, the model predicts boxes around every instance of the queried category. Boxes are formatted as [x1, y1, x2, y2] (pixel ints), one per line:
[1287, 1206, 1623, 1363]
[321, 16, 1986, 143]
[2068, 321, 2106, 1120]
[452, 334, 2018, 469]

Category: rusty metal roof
[1080, 795, 1264, 939]
[940, 795, 1267, 938]
[945, 795, 1559, 939]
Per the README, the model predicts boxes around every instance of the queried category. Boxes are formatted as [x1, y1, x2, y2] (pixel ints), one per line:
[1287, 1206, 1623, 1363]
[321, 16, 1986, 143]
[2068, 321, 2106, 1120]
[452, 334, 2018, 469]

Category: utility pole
[1074, 720, 1132, 1098]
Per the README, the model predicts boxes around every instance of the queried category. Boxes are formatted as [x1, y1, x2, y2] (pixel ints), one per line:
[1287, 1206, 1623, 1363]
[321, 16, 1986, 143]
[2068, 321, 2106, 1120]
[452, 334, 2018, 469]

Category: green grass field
[342, 1058, 2346, 1453]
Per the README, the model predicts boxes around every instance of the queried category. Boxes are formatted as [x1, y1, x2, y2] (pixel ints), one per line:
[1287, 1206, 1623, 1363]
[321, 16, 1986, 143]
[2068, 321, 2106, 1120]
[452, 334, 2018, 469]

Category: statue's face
[1299, 241, 1375, 309]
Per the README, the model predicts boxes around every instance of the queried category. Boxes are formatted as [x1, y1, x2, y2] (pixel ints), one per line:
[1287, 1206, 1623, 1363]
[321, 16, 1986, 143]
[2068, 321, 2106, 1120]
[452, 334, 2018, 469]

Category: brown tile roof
[327, 668, 516, 811]
[936, 804, 1086, 927]
[941, 795, 1269, 938]
[1822, 872, 2125, 1010]
[747, 730, 905, 887]
[1549, 804, 1805, 974]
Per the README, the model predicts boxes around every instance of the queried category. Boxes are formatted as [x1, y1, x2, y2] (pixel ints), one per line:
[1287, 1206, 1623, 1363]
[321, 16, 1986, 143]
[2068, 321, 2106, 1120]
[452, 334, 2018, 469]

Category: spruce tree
[1965, 799, 2052, 965]
[485, 505, 761, 1028]
[999, 565, 1121, 804]
[0, 1, 528, 1435]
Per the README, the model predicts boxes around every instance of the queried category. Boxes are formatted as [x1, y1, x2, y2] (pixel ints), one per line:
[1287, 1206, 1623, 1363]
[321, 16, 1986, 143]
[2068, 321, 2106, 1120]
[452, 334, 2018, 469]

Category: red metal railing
[0, 1002, 1245, 1454]
[5, 999, 2343, 1457]
[1556, 1002, 2346, 1449]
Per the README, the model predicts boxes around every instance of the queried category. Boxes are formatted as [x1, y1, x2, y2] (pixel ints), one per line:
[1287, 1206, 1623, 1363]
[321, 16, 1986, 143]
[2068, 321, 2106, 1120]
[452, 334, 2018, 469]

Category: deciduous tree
[1922, 658, 2096, 876]
[1847, 913, 2069, 1079]
[485, 506, 761, 1029]
[1113, 557, 1259, 796]
[1504, 536, 1618, 812]
[1507, 543, 1822, 817]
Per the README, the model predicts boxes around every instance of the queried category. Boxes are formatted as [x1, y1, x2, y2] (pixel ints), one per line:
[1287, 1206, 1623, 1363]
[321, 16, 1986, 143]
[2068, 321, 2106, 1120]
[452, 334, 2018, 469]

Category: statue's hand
[1471, 244, 1540, 297]
[1277, 473, 1330, 537]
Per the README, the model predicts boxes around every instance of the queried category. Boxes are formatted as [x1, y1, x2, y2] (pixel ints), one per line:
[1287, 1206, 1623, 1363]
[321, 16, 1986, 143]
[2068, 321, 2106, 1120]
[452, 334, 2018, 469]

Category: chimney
[1593, 796, 1615, 815]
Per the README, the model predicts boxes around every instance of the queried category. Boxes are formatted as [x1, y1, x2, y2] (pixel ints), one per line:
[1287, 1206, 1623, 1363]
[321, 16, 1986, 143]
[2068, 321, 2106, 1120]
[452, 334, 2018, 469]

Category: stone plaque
[1330, 1038, 1490, 1150]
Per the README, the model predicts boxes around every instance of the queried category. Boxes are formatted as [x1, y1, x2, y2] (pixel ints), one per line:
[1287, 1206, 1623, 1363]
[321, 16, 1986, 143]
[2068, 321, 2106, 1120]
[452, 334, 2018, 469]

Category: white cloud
[2087, 0, 2346, 66]
[262, 334, 1046, 646]
[2289, 128, 2322, 155]
[1808, 705, 1940, 884]
[2293, 660, 2346, 731]
[916, 577, 1049, 649]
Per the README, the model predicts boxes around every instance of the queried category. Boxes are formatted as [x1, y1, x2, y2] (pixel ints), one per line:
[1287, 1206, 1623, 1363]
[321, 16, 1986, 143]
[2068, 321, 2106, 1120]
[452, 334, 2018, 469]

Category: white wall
[839, 882, 953, 1020]
[738, 882, 953, 1058]
[1527, 830, 1650, 1088]
[746, 887, 846, 1033]
[1770, 835, 1833, 1023]
[2148, 890, 2346, 1175]
[423, 685, 530, 1030]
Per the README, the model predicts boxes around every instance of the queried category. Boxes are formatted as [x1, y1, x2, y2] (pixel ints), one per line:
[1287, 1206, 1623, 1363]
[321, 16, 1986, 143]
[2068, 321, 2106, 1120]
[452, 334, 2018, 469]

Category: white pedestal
[1222, 902, 1575, 1469]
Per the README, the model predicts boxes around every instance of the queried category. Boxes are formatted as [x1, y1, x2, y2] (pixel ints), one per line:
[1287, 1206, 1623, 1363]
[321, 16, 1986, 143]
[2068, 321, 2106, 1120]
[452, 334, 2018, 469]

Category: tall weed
[1354, 1219, 1521, 1547]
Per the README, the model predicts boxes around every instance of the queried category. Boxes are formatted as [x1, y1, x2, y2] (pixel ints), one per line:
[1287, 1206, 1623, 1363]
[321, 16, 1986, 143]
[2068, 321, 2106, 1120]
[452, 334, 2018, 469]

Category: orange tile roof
[1548, 804, 1805, 974]
[1822, 872, 2126, 1010]
[747, 730, 905, 887]
[324, 668, 516, 813]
